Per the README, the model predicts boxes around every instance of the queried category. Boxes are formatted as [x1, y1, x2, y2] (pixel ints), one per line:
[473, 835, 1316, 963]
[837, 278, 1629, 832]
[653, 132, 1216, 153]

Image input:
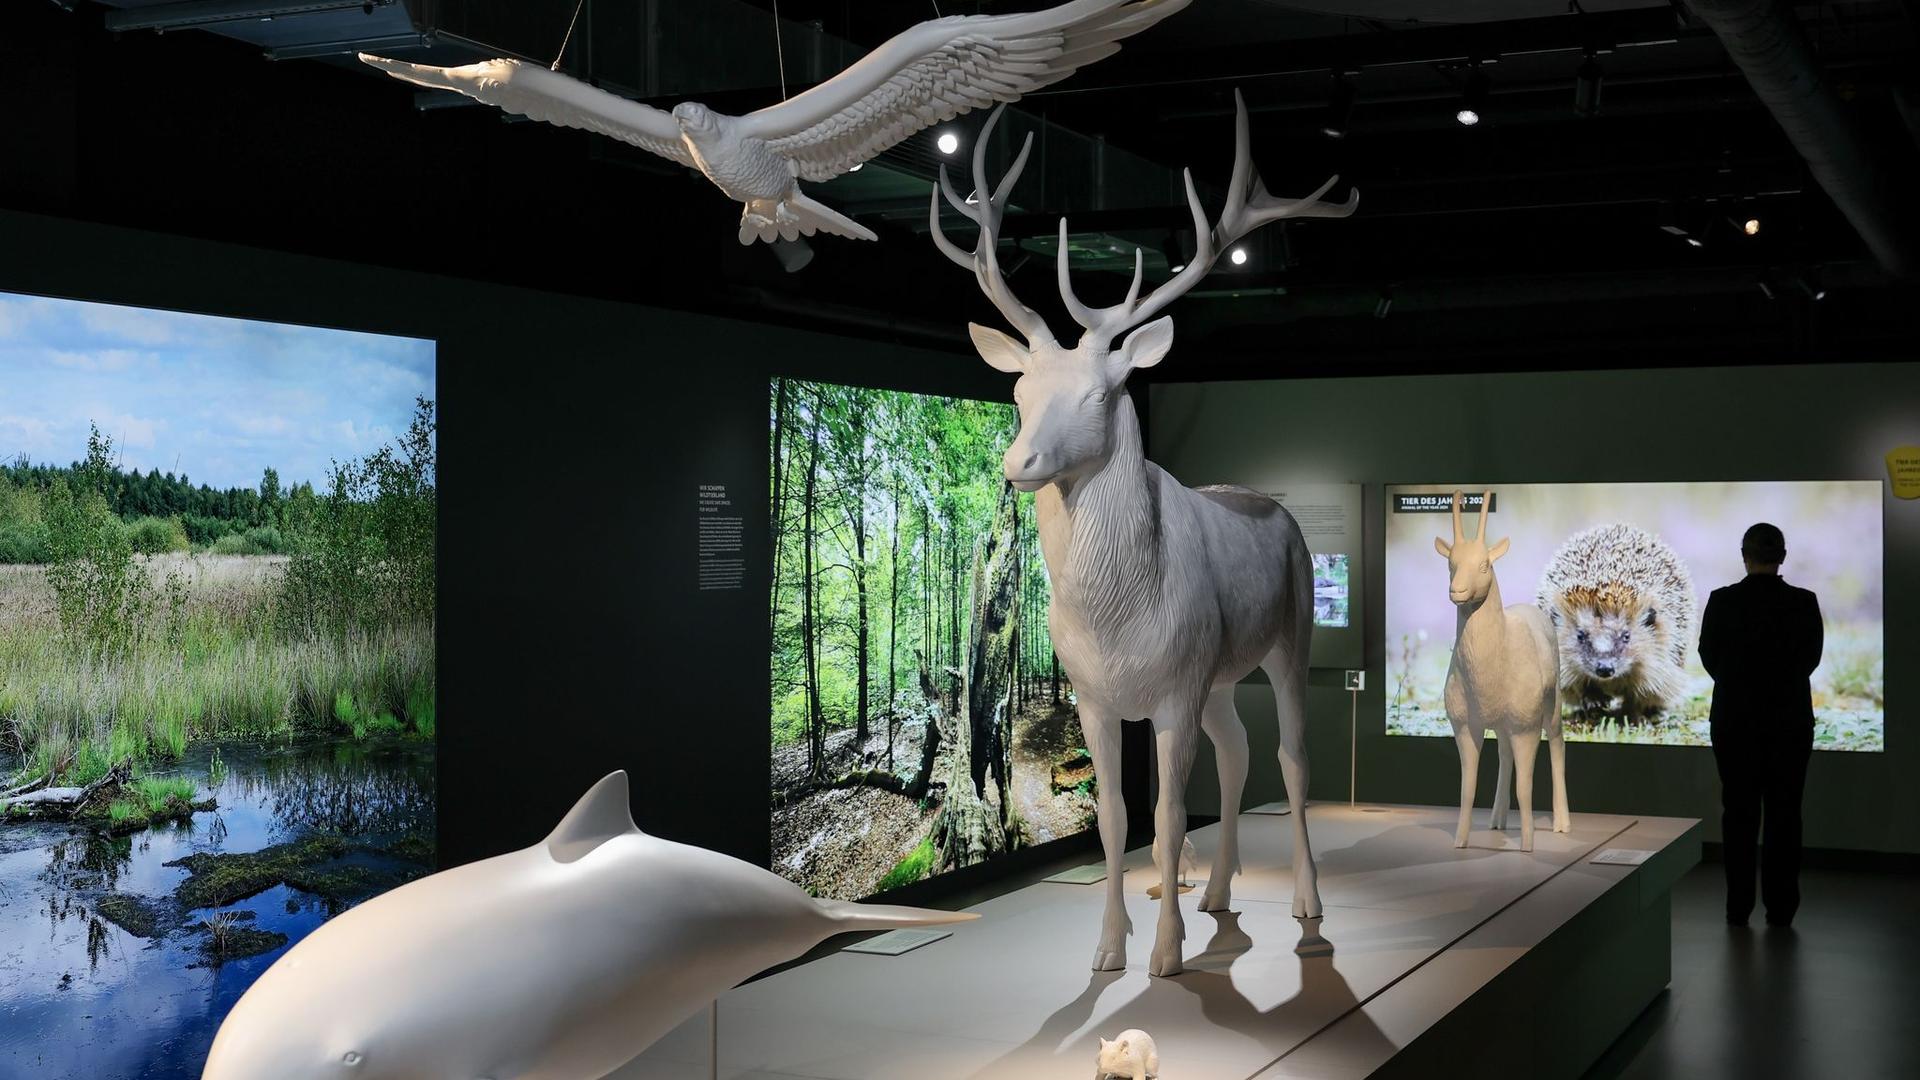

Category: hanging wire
[552, 0, 588, 71]
[773, 0, 788, 99]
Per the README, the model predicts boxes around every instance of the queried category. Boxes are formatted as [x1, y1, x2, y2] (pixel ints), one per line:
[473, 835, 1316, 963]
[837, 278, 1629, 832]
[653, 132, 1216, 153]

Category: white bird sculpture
[200, 771, 975, 1080]
[358, 0, 1191, 244]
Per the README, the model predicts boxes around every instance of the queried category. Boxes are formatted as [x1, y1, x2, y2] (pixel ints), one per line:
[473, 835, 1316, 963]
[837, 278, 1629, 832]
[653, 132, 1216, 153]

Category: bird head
[672, 102, 717, 135]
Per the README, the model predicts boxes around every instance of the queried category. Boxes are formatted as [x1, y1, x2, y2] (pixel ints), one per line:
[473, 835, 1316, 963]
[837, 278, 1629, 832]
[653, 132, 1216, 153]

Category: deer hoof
[1091, 946, 1126, 972]
[1198, 881, 1232, 912]
[1292, 891, 1323, 920]
[1148, 943, 1184, 977]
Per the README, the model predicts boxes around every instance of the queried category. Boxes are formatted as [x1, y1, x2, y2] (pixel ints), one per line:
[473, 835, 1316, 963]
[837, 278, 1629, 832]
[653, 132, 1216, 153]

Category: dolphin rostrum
[202, 770, 974, 1079]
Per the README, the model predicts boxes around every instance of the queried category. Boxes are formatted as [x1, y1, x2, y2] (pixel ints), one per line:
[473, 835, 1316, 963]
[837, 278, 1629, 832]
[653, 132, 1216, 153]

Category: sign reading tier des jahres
[698, 483, 746, 590]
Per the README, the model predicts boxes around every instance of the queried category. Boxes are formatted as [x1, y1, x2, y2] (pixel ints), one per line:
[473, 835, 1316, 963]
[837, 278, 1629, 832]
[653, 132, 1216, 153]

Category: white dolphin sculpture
[203, 770, 975, 1080]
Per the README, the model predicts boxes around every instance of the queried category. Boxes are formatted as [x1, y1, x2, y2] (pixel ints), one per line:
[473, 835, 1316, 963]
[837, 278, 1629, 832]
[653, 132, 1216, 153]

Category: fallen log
[1, 761, 131, 815]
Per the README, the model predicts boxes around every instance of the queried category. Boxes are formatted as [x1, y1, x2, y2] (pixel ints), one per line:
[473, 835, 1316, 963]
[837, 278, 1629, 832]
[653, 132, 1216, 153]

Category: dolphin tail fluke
[816, 899, 979, 931]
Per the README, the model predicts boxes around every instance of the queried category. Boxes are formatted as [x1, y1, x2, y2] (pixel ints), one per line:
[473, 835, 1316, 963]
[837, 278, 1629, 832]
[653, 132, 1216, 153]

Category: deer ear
[968, 323, 1028, 373]
[1117, 315, 1176, 372]
[1434, 536, 1453, 558]
[1489, 537, 1510, 562]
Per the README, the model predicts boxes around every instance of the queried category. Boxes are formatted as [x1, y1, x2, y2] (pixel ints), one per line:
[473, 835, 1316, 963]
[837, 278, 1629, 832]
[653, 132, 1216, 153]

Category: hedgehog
[1535, 523, 1696, 722]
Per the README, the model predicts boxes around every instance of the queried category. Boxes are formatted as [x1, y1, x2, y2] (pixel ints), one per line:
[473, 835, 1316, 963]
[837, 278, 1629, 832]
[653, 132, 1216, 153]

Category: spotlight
[1658, 200, 1715, 246]
[1573, 53, 1603, 118]
[1743, 217, 1761, 236]
[1322, 73, 1356, 140]
[1456, 66, 1488, 127]
[936, 131, 959, 155]
[1757, 278, 1776, 301]
[1795, 270, 1827, 301]
[1229, 247, 1249, 266]
[1373, 287, 1394, 319]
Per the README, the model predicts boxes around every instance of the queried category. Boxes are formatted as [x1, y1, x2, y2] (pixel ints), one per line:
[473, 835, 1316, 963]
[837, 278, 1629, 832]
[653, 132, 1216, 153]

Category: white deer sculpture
[928, 95, 1356, 976]
[1434, 491, 1570, 852]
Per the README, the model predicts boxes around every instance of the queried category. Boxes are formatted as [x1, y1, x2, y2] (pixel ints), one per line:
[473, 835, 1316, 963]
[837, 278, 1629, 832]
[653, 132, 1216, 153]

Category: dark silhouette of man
[1697, 523, 1823, 927]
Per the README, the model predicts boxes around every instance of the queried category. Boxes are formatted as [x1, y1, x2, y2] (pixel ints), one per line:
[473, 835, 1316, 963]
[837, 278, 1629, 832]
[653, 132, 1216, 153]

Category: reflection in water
[0, 736, 435, 1080]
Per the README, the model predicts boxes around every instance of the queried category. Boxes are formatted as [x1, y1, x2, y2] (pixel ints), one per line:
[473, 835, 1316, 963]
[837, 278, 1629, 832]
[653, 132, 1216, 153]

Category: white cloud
[87, 410, 163, 451]
[235, 414, 292, 437]
[49, 349, 151, 373]
[0, 415, 56, 460]
[76, 304, 181, 346]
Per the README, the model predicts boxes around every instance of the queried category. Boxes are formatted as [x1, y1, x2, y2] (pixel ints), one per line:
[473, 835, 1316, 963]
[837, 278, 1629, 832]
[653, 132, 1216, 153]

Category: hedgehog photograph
[1535, 523, 1697, 721]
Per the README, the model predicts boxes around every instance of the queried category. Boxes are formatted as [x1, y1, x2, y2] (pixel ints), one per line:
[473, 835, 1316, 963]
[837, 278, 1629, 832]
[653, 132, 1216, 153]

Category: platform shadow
[966, 912, 1395, 1078]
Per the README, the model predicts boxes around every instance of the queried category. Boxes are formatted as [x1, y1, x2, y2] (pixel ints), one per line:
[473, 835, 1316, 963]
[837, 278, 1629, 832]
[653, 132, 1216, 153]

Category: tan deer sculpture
[1434, 491, 1571, 851]
[928, 95, 1355, 976]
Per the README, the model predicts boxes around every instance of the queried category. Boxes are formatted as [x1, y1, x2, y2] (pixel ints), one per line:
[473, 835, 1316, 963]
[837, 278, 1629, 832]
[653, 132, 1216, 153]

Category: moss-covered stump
[95, 894, 165, 938]
[166, 836, 351, 909]
[92, 797, 218, 837]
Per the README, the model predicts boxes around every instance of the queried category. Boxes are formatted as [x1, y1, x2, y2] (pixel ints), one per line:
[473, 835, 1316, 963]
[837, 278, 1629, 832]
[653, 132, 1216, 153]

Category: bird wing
[358, 54, 696, 168]
[741, 0, 1189, 182]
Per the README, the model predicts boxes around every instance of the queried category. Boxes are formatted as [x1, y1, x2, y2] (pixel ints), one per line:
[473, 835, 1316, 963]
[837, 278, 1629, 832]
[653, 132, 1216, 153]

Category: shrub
[0, 521, 51, 564]
[244, 525, 285, 555]
[127, 516, 191, 555]
[876, 835, 938, 893]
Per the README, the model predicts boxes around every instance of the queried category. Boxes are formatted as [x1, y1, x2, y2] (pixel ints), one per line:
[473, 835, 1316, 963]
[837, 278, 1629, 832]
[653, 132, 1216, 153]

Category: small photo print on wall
[0, 291, 437, 1079]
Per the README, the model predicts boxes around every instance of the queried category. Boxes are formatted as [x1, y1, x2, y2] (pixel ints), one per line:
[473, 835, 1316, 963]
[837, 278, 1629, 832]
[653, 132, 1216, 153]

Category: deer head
[1433, 490, 1510, 606]
[930, 94, 1357, 492]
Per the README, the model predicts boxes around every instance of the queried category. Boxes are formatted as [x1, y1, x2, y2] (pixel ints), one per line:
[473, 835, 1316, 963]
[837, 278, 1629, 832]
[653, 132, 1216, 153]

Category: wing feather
[358, 55, 695, 168]
[745, 0, 1189, 182]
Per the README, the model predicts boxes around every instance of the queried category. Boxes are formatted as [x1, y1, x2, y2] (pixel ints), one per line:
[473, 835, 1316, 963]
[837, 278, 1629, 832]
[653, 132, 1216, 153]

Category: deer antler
[1058, 88, 1359, 349]
[928, 105, 1055, 346]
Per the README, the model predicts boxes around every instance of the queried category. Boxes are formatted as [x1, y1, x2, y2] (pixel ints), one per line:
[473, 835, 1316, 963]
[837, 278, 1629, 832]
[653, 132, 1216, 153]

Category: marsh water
[0, 737, 434, 1079]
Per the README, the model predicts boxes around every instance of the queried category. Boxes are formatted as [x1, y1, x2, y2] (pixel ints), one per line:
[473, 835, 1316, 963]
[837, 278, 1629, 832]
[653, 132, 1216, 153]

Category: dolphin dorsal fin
[544, 771, 642, 862]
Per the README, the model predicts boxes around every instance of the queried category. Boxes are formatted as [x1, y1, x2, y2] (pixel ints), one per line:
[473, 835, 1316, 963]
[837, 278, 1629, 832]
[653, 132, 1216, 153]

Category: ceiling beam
[104, 0, 396, 34]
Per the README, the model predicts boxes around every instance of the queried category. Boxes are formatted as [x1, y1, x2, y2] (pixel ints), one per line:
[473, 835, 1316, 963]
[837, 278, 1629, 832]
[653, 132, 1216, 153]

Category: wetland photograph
[0, 291, 436, 1079]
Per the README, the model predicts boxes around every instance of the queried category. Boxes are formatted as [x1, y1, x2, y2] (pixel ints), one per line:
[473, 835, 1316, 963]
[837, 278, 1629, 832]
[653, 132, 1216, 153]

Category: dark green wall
[1150, 366, 1919, 854]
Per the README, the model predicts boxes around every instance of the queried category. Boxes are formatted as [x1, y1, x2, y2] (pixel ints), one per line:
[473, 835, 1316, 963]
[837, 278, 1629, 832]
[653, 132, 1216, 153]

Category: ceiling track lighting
[1573, 52, 1604, 118]
[1322, 72, 1357, 140]
[1456, 65, 1490, 127]
[1373, 287, 1394, 319]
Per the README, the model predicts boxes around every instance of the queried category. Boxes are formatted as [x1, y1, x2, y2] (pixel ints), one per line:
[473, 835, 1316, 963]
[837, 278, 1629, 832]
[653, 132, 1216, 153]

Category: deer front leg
[1453, 720, 1483, 848]
[1082, 708, 1130, 972]
[1511, 726, 1542, 852]
[1198, 686, 1246, 913]
[1149, 714, 1200, 977]
[1489, 727, 1513, 832]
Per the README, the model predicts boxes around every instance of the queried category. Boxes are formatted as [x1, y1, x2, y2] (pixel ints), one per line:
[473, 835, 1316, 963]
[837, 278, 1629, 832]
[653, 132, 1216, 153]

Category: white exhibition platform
[619, 805, 1700, 1080]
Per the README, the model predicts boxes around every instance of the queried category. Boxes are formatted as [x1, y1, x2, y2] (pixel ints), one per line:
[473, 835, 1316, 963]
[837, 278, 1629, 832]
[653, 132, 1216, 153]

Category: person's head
[1741, 522, 1786, 575]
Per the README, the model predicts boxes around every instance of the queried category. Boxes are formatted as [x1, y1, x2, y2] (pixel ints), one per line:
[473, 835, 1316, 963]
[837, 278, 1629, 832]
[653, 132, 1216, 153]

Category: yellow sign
[1890, 446, 1920, 500]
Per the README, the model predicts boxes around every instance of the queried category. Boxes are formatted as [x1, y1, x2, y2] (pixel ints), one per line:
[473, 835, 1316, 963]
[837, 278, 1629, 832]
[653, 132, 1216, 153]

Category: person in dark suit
[1697, 522, 1824, 927]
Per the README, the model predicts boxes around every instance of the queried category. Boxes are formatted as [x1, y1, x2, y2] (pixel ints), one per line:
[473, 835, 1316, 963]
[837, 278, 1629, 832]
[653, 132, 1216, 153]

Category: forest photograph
[770, 378, 1092, 902]
[0, 292, 437, 1079]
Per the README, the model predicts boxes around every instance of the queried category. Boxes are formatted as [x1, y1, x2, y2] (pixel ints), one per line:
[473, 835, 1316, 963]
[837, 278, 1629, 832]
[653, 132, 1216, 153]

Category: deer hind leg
[1510, 726, 1542, 852]
[1149, 715, 1200, 977]
[1453, 718, 1483, 848]
[1082, 708, 1130, 972]
[1490, 726, 1513, 832]
[1262, 643, 1320, 918]
[1198, 686, 1246, 913]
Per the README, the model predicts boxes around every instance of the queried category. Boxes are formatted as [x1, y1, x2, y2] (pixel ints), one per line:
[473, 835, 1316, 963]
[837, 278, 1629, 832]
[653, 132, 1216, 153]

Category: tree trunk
[887, 479, 903, 770]
[852, 488, 869, 746]
[801, 403, 825, 779]
[768, 377, 790, 650]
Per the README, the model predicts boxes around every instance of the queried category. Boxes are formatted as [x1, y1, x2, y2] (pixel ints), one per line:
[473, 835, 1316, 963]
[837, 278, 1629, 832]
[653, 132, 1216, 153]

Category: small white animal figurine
[928, 93, 1355, 976]
[201, 771, 974, 1080]
[1096, 1029, 1160, 1080]
[359, 0, 1190, 244]
[1434, 491, 1571, 851]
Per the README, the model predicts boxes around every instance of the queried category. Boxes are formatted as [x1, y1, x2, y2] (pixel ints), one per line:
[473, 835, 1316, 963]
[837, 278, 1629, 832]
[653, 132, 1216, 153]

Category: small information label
[1041, 863, 1108, 885]
[1394, 492, 1497, 514]
[842, 929, 954, 956]
[697, 484, 744, 591]
[1590, 847, 1656, 866]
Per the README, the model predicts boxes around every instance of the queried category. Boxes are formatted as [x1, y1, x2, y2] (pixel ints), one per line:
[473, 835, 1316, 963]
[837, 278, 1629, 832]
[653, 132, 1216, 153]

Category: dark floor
[1586, 862, 1920, 1079]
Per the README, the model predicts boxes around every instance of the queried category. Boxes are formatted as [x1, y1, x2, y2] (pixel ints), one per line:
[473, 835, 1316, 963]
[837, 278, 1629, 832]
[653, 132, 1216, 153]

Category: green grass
[875, 834, 938, 893]
[0, 557, 434, 784]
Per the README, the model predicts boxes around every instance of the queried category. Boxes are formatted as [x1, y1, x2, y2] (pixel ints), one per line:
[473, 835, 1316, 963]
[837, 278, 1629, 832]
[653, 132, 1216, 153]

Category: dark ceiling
[4, 0, 1918, 377]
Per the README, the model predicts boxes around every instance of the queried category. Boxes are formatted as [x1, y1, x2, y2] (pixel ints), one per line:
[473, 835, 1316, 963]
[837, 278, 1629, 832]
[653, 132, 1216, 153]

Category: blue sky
[0, 291, 435, 491]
